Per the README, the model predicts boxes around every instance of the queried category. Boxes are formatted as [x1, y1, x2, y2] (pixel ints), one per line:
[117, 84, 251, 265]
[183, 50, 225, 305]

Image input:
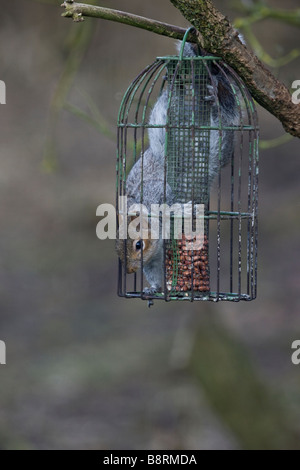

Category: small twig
[43, 14, 95, 171]
[235, 2, 300, 28]
[260, 133, 293, 150]
[237, 23, 300, 68]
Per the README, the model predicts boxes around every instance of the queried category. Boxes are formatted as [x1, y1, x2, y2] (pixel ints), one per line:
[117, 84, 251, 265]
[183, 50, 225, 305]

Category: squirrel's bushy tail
[147, 42, 199, 160]
[147, 41, 239, 185]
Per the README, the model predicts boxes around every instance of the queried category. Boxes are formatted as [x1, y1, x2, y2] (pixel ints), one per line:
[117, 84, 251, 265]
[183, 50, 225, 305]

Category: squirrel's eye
[135, 240, 145, 251]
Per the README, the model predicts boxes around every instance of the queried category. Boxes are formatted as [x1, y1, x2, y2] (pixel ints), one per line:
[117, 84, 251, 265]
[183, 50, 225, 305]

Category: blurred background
[0, 0, 299, 450]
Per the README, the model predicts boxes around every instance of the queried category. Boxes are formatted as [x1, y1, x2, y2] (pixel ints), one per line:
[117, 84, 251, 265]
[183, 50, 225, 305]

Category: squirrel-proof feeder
[116, 30, 259, 303]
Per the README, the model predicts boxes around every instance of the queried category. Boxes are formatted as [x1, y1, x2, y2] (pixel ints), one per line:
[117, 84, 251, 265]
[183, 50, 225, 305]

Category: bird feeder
[117, 30, 259, 303]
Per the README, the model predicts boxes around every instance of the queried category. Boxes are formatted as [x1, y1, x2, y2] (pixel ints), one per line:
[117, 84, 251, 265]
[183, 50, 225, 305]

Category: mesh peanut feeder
[117, 30, 259, 303]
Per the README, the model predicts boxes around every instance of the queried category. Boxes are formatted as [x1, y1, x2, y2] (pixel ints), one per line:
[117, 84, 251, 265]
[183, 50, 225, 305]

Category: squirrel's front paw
[204, 85, 217, 103]
[143, 285, 161, 296]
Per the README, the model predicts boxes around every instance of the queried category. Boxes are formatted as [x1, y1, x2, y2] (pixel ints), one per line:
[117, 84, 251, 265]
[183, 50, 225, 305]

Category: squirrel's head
[116, 237, 161, 274]
[116, 211, 161, 273]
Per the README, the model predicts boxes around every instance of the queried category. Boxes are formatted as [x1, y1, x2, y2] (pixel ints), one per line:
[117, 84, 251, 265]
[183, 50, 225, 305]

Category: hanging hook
[179, 27, 197, 61]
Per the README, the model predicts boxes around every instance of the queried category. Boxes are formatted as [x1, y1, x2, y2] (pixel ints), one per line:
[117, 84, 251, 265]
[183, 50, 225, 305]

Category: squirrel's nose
[127, 266, 137, 274]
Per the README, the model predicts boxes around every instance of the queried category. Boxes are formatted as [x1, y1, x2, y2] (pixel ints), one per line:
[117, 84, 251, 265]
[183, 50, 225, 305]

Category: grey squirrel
[116, 42, 239, 295]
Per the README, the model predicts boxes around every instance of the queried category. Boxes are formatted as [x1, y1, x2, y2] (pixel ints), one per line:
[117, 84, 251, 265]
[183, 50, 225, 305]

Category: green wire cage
[116, 33, 259, 303]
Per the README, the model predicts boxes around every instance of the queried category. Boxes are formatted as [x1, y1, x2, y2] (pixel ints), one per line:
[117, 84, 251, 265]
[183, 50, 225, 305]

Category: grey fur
[143, 239, 164, 294]
[148, 91, 169, 160]
[125, 146, 173, 210]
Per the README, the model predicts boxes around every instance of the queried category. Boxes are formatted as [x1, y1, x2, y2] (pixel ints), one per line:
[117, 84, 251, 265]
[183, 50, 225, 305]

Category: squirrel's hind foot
[143, 285, 161, 297]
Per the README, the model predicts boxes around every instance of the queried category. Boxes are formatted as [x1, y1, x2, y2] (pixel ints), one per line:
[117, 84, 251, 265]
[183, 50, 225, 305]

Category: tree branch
[61, 1, 197, 42]
[169, 0, 299, 138]
[61, 0, 300, 138]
